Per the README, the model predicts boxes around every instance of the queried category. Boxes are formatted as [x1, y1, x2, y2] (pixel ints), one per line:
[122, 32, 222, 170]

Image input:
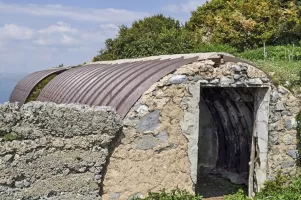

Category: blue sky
[0, 0, 207, 74]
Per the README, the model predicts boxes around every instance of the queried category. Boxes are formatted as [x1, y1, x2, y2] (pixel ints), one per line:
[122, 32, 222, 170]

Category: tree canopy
[93, 1, 301, 61]
[187, 0, 301, 50]
[93, 14, 198, 62]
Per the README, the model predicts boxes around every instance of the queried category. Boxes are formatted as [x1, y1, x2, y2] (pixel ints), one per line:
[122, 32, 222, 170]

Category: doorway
[195, 87, 270, 198]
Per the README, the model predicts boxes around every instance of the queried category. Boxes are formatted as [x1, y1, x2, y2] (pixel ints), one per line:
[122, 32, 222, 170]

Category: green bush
[133, 189, 202, 200]
[194, 43, 238, 54]
[225, 189, 248, 200]
[227, 173, 301, 200]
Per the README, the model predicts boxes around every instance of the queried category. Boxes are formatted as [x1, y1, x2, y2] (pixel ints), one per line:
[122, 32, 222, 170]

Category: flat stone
[284, 118, 296, 130]
[278, 86, 288, 94]
[156, 131, 169, 142]
[233, 74, 241, 80]
[220, 77, 235, 86]
[235, 81, 246, 87]
[136, 135, 160, 150]
[247, 78, 263, 85]
[287, 150, 299, 159]
[282, 110, 292, 116]
[129, 193, 144, 200]
[168, 75, 187, 84]
[283, 134, 293, 145]
[281, 161, 295, 168]
[210, 79, 219, 84]
[23, 180, 31, 187]
[3, 154, 13, 162]
[272, 112, 282, 122]
[135, 105, 148, 115]
[94, 175, 102, 181]
[198, 80, 209, 84]
[268, 131, 279, 145]
[240, 65, 248, 71]
[233, 65, 241, 72]
[15, 181, 24, 188]
[193, 75, 203, 82]
[111, 193, 120, 199]
[275, 102, 285, 111]
[137, 110, 160, 133]
[271, 91, 281, 102]
[261, 77, 270, 83]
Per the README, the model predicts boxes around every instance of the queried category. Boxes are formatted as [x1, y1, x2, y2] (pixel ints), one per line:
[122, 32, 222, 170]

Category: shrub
[133, 189, 202, 200]
[225, 189, 249, 200]
[194, 43, 238, 55]
[227, 173, 301, 200]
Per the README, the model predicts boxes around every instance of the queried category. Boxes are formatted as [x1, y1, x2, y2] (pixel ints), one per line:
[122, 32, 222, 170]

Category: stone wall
[102, 59, 300, 199]
[268, 86, 300, 178]
[0, 102, 122, 200]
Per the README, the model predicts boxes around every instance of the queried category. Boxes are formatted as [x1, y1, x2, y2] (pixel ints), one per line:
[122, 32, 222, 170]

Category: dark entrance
[196, 87, 256, 198]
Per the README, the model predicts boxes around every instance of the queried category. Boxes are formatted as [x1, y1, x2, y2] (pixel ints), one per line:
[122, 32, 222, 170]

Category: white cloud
[0, 2, 149, 23]
[38, 22, 78, 34]
[33, 21, 115, 46]
[0, 24, 35, 40]
[164, 0, 207, 13]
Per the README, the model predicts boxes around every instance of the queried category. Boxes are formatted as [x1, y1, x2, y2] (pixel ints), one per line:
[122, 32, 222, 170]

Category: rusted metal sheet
[9, 68, 68, 105]
[37, 57, 198, 118]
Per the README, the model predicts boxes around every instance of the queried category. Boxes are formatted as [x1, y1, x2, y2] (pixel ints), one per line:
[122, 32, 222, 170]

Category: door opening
[195, 87, 269, 198]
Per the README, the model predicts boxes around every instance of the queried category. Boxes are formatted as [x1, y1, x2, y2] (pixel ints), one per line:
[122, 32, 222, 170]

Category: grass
[235, 45, 301, 95]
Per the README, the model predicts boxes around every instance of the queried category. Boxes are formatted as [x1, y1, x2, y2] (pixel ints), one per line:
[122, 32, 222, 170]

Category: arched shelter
[10, 53, 300, 199]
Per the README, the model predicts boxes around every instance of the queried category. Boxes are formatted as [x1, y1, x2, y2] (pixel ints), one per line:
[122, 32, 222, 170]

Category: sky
[0, 0, 207, 74]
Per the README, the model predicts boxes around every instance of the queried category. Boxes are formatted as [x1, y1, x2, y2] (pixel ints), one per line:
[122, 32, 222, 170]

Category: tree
[186, 0, 301, 51]
[93, 14, 199, 61]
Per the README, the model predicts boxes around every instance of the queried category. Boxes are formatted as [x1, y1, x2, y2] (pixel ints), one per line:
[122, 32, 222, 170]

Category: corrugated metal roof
[9, 68, 68, 105]
[37, 56, 199, 118]
[10, 52, 259, 118]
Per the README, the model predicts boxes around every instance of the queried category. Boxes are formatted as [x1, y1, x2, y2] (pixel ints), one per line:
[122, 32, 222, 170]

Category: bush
[225, 189, 249, 200]
[227, 173, 301, 200]
[133, 189, 202, 200]
[194, 43, 238, 55]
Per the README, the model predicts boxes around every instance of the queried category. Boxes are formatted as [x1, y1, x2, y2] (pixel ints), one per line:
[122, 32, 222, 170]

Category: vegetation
[133, 189, 202, 200]
[227, 172, 301, 200]
[92, 1, 301, 97]
[187, 0, 301, 51]
[93, 14, 199, 61]
[2, 132, 20, 141]
[133, 173, 301, 199]
[26, 74, 57, 102]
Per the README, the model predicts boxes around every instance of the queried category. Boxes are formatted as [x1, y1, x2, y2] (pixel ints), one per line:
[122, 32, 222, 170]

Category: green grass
[236, 45, 301, 95]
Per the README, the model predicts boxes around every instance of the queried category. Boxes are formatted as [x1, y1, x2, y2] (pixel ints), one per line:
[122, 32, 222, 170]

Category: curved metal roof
[9, 68, 67, 105]
[37, 56, 198, 118]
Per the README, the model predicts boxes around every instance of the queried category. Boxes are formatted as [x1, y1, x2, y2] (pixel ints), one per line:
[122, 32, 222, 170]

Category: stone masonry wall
[268, 86, 300, 178]
[0, 102, 122, 200]
[103, 59, 300, 199]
